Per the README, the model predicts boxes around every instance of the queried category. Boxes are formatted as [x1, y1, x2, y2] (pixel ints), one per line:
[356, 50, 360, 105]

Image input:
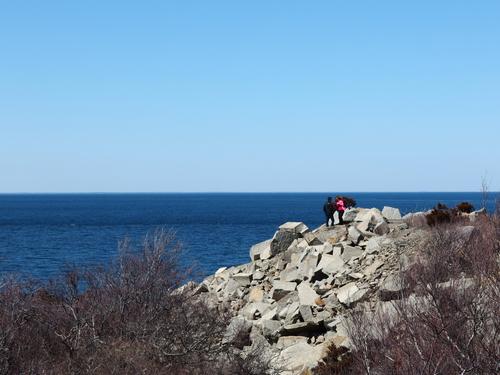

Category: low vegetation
[341, 196, 357, 209]
[425, 201, 477, 226]
[0, 230, 272, 375]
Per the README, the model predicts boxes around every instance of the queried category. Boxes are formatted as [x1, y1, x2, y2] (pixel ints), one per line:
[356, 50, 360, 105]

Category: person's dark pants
[338, 210, 344, 225]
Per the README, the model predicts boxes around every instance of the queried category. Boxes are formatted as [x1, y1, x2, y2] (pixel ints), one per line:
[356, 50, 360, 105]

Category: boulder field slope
[190, 206, 476, 374]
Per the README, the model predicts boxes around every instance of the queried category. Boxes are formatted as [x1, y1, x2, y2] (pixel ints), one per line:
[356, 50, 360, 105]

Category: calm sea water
[0, 193, 497, 280]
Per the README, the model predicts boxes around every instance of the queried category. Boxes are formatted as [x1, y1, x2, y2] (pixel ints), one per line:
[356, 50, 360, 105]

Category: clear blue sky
[1, 1, 499, 192]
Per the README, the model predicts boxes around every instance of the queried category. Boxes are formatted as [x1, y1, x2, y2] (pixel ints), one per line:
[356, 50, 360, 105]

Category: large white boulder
[270, 229, 302, 258]
[365, 237, 382, 254]
[348, 226, 363, 244]
[336, 282, 369, 306]
[297, 253, 319, 280]
[278, 341, 324, 373]
[281, 266, 301, 282]
[250, 239, 272, 261]
[297, 282, 320, 306]
[382, 206, 402, 221]
[355, 208, 385, 232]
[279, 222, 309, 234]
[341, 246, 364, 262]
[342, 208, 359, 223]
[232, 273, 252, 287]
[315, 254, 345, 275]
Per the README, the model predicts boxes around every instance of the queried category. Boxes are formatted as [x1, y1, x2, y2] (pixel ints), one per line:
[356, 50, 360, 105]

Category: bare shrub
[456, 201, 474, 213]
[314, 344, 353, 374]
[0, 229, 272, 375]
[425, 202, 471, 227]
[342, 218, 500, 374]
[426, 208, 453, 226]
[341, 196, 357, 208]
[481, 174, 490, 211]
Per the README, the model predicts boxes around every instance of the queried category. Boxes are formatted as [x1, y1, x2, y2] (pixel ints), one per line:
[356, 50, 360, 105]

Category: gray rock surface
[250, 239, 272, 261]
[374, 221, 390, 235]
[193, 214, 432, 374]
[382, 206, 402, 221]
[342, 208, 358, 223]
[297, 282, 320, 306]
[348, 226, 363, 245]
[315, 254, 345, 275]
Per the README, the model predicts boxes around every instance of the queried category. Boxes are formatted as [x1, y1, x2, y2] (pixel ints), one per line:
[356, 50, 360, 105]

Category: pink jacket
[336, 199, 345, 212]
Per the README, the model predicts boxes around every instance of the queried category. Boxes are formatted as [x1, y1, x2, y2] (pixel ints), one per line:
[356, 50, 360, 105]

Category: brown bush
[425, 208, 453, 226]
[314, 344, 353, 374]
[425, 202, 471, 227]
[456, 201, 475, 213]
[0, 230, 272, 375]
[342, 217, 500, 374]
[341, 196, 357, 208]
[436, 202, 449, 210]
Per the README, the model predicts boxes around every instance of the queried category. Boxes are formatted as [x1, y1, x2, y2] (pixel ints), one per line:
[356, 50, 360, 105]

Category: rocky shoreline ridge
[190, 206, 484, 374]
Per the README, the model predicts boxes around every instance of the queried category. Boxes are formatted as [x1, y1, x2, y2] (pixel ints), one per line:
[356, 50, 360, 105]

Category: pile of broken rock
[193, 207, 426, 374]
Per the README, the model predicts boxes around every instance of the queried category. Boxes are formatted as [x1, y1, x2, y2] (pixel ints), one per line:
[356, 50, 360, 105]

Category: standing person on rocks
[336, 196, 346, 225]
[323, 197, 336, 227]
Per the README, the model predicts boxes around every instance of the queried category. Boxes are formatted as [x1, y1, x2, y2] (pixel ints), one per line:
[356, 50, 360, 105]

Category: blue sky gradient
[1, 1, 499, 192]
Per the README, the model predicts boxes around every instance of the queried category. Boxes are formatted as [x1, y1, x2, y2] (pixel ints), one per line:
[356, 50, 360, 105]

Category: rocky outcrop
[195, 207, 428, 374]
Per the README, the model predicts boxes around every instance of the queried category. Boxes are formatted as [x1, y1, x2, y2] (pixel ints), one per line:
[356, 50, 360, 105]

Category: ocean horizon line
[0, 191, 498, 195]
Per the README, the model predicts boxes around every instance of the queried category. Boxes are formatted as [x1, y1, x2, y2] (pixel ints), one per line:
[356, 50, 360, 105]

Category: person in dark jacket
[323, 197, 335, 227]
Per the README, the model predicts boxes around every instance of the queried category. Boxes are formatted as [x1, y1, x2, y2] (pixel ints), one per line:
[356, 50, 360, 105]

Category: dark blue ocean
[0, 193, 498, 281]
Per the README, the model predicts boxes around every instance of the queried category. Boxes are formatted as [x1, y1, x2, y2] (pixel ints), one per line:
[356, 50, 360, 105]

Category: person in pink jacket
[335, 196, 346, 225]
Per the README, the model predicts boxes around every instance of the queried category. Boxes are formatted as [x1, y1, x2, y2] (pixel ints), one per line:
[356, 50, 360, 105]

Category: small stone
[315, 297, 326, 306]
